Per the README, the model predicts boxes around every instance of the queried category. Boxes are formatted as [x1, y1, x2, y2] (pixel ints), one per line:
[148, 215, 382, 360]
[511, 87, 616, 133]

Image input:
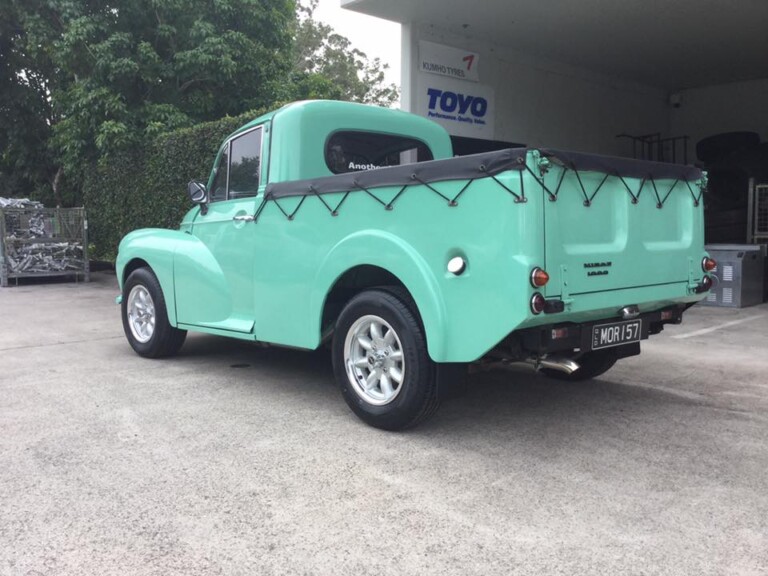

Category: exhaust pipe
[526, 356, 580, 375]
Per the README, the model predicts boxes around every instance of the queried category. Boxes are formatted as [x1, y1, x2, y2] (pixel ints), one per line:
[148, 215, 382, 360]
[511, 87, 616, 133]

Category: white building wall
[670, 79, 768, 162]
[404, 24, 671, 157]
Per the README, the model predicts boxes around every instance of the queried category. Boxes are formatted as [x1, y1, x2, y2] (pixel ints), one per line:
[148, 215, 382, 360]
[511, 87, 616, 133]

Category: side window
[325, 131, 434, 174]
[228, 127, 263, 199]
[209, 146, 229, 203]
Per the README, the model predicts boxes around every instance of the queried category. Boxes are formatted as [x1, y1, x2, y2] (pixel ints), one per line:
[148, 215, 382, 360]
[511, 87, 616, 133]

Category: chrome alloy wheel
[127, 284, 156, 344]
[344, 314, 405, 406]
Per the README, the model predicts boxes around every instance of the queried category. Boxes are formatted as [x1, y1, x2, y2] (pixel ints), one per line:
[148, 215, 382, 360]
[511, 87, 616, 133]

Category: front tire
[121, 267, 186, 358]
[332, 289, 438, 431]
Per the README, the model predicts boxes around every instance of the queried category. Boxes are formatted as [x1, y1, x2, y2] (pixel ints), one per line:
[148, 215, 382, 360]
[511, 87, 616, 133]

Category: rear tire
[121, 267, 186, 358]
[332, 289, 438, 431]
[541, 349, 618, 382]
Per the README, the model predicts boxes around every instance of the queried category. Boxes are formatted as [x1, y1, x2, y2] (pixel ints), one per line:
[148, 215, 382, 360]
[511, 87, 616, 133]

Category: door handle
[232, 214, 255, 222]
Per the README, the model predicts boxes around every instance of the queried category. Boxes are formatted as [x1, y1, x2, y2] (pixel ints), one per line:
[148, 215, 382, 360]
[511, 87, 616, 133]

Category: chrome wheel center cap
[370, 350, 387, 368]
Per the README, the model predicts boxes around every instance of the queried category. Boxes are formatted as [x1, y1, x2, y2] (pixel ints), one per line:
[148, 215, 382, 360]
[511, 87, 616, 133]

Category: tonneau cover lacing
[248, 147, 703, 223]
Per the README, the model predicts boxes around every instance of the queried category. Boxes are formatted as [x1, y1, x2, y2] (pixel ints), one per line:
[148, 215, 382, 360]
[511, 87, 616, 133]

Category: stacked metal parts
[0, 198, 89, 287]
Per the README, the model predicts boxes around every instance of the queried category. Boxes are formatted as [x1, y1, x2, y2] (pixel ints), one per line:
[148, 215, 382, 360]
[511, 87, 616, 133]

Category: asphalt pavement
[1, 272, 767, 576]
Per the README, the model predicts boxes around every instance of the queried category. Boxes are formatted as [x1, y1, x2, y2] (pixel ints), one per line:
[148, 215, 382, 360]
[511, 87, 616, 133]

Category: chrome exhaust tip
[526, 356, 581, 374]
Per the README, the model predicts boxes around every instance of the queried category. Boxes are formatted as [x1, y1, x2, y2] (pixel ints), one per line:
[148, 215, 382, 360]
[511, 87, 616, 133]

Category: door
[175, 126, 264, 333]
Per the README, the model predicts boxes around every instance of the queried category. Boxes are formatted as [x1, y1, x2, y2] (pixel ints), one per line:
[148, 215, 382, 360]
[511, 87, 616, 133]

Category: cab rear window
[325, 131, 433, 174]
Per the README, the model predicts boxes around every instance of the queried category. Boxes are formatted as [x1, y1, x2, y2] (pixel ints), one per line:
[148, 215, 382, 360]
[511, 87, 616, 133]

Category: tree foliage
[0, 0, 400, 211]
[83, 107, 266, 261]
[290, 0, 398, 107]
[0, 0, 66, 203]
[1, 0, 295, 204]
[53, 0, 294, 174]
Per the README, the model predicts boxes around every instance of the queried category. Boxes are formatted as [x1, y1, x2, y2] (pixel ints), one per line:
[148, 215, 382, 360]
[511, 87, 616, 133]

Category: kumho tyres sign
[419, 40, 479, 82]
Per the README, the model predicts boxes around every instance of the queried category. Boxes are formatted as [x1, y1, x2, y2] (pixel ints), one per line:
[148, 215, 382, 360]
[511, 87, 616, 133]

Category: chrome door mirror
[187, 181, 208, 204]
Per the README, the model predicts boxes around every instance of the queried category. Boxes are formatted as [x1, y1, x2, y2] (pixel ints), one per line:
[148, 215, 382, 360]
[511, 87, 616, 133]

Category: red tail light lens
[702, 257, 716, 272]
[701, 275, 713, 290]
[530, 267, 550, 288]
[531, 293, 546, 314]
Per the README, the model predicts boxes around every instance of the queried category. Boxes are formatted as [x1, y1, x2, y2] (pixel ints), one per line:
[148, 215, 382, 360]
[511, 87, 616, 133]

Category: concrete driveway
[1, 272, 767, 576]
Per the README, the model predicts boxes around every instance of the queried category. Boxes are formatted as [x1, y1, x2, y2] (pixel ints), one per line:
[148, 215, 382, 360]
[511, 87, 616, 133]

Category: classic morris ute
[117, 100, 713, 430]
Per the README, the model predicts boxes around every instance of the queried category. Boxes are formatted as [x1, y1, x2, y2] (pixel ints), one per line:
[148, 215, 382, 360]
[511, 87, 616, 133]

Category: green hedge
[83, 107, 269, 261]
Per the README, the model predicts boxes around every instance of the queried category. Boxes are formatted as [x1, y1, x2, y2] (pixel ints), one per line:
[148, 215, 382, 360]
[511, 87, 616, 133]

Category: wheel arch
[320, 264, 415, 334]
[116, 229, 181, 326]
[122, 257, 151, 285]
[311, 231, 447, 360]
[120, 256, 178, 326]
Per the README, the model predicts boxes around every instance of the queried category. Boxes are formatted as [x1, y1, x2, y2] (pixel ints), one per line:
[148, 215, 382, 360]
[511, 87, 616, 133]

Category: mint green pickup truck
[116, 100, 714, 430]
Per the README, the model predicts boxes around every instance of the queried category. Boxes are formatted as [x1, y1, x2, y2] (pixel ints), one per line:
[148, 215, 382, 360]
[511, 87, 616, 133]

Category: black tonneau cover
[265, 147, 702, 200]
[540, 148, 702, 182]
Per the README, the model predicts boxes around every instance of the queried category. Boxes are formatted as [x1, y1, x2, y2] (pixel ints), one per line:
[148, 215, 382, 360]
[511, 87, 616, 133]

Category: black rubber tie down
[274, 195, 306, 220]
[353, 179, 388, 207]
[253, 194, 270, 223]
[411, 174, 452, 203]
[571, 163, 591, 206]
[310, 185, 334, 215]
[685, 180, 703, 207]
[524, 165, 558, 201]
[617, 173, 641, 204]
[650, 176, 663, 209]
[449, 179, 475, 206]
[385, 184, 409, 211]
[659, 179, 680, 207]
[480, 166, 523, 202]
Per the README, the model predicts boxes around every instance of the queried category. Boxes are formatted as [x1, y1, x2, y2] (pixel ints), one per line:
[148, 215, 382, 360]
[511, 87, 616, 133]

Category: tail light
[530, 267, 549, 288]
[531, 292, 546, 314]
[695, 275, 713, 293]
[702, 257, 716, 272]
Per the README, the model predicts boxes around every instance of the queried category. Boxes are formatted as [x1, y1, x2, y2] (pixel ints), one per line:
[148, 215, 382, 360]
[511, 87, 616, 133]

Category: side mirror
[187, 181, 207, 204]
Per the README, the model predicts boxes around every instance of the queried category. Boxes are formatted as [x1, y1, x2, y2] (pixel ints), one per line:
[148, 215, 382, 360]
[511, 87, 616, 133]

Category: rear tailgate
[537, 149, 706, 299]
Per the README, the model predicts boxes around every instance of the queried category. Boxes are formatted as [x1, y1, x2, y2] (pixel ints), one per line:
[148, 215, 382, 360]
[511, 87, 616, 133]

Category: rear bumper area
[513, 304, 686, 356]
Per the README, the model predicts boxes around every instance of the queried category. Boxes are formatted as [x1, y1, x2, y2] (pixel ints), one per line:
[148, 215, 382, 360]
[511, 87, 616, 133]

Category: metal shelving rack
[748, 182, 768, 244]
[0, 206, 89, 287]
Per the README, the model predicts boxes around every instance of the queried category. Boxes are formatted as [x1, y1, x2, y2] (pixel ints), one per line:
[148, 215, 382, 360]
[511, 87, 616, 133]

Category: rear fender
[311, 230, 447, 360]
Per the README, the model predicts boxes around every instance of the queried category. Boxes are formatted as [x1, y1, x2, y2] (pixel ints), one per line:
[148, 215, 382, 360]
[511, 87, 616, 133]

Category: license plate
[591, 319, 642, 350]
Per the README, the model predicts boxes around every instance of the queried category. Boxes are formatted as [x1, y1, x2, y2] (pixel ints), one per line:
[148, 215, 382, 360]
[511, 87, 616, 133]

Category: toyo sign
[426, 88, 488, 122]
[416, 75, 495, 138]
